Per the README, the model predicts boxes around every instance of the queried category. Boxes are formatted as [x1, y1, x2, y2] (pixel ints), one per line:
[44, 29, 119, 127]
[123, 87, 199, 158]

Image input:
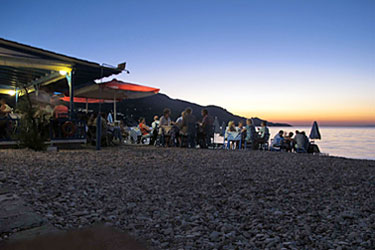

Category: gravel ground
[0, 146, 374, 249]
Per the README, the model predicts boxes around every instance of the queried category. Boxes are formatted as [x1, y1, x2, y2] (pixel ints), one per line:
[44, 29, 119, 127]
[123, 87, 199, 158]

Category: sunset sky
[1, 0, 374, 126]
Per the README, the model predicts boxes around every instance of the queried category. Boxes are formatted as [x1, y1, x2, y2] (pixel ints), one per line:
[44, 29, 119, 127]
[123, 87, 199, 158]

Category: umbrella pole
[96, 90, 102, 151]
[85, 99, 88, 114]
[114, 93, 117, 122]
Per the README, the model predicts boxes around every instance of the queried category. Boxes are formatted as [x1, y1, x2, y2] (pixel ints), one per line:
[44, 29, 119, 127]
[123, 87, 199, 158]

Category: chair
[224, 132, 242, 150]
[269, 139, 282, 151]
[244, 139, 253, 150]
[258, 134, 270, 150]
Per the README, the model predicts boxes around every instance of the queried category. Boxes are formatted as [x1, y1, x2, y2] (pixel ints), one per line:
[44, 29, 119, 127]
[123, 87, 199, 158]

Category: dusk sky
[1, 0, 374, 126]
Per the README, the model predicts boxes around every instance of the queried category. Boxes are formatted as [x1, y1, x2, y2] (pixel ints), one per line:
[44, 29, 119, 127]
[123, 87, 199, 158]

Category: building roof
[0, 38, 123, 95]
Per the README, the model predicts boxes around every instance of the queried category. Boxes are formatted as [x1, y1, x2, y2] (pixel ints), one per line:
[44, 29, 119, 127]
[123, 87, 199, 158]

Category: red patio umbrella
[59, 96, 115, 113]
[60, 96, 113, 104]
[68, 79, 160, 120]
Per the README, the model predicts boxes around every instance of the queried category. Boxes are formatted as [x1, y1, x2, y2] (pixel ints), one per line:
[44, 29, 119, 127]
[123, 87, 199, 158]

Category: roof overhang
[0, 38, 124, 96]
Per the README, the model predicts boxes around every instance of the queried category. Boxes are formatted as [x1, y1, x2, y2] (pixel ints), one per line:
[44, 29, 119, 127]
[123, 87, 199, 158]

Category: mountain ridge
[94, 93, 291, 127]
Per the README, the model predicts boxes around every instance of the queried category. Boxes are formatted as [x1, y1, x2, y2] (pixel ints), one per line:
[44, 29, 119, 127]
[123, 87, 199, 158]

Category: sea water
[267, 126, 375, 161]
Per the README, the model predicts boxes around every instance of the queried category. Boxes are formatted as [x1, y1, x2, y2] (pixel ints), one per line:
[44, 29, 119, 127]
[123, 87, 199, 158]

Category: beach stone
[0, 147, 374, 248]
[0, 172, 6, 182]
[209, 231, 221, 241]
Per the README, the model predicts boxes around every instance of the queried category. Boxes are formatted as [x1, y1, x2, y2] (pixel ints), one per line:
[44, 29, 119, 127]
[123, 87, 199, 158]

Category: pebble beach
[0, 146, 374, 249]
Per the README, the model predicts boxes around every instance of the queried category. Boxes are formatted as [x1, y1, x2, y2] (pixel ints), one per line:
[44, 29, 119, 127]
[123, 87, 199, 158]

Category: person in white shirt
[150, 115, 160, 145]
[271, 130, 284, 149]
[257, 121, 270, 144]
[151, 115, 160, 131]
[107, 112, 114, 124]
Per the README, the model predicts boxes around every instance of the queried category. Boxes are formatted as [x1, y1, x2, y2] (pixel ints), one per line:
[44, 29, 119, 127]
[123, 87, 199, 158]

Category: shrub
[15, 91, 48, 151]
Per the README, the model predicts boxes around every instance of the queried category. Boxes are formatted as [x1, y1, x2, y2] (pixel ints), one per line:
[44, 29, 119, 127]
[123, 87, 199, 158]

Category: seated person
[245, 119, 257, 149]
[225, 121, 236, 136]
[282, 131, 294, 152]
[233, 120, 246, 148]
[270, 130, 284, 150]
[94, 113, 109, 145]
[257, 121, 270, 142]
[86, 113, 96, 143]
[139, 117, 151, 136]
[0, 98, 12, 116]
[53, 104, 68, 119]
[159, 108, 173, 146]
[237, 121, 247, 139]
[159, 108, 172, 132]
[294, 131, 309, 152]
[119, 120, 129, 139]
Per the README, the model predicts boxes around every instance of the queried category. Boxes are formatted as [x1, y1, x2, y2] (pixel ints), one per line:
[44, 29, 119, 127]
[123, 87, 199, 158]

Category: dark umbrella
[309, 121, 321, 140]
[220, 121, 226, 136]
[213, 117, 221, 133]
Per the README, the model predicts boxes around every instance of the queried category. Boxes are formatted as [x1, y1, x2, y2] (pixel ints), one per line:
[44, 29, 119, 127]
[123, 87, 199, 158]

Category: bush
[15, 93, 48, 151]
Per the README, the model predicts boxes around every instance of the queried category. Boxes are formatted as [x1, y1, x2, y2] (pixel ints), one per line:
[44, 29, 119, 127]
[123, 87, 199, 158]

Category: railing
[49, 118, 86, 141]
[0, 115, 86, 144]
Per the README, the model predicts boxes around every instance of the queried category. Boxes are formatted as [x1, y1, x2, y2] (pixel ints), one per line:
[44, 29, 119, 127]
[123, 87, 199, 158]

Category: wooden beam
[0, 56, 72, 72]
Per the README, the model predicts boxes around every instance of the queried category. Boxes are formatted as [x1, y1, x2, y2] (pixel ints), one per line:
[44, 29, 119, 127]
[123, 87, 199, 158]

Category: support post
[15, 88, 19, 107]
[114, 93, 117, 121]
[96, 87, 103, 150]
[96, 114, 101, 150]
[66, 70, 74, 120]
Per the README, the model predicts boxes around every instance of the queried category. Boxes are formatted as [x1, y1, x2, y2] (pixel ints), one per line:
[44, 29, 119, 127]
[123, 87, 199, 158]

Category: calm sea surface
[267, 126, 375, 161]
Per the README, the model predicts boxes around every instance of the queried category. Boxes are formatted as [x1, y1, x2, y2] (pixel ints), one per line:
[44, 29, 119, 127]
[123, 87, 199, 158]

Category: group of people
[225, 119, 270, 149]
[137, 107, 214, 148]
[270, 130, 318, 153]
[1, 98, 319, 154]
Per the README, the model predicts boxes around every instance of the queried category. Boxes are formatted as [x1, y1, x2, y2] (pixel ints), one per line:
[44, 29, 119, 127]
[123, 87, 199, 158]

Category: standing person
[151, 115, 160, 130]
[175, 111, 184, 126]
[182, 107, 196, 148]
[198, 109, 213, 148]
[175, 111, 186, 147]
[150, 115, 159, 145]
[245, 119, 257, 149]
[94, 113, 108, 146]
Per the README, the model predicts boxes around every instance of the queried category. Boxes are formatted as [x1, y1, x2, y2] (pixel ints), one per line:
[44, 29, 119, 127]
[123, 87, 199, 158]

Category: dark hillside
[85, 93, 290, 126]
